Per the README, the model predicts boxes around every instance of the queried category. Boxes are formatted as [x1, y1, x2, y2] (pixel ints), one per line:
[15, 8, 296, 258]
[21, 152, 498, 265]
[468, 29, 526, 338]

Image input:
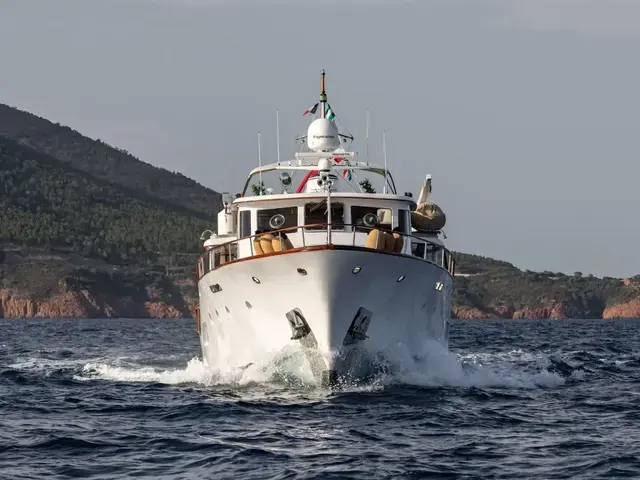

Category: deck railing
[197, 223, 455, 279]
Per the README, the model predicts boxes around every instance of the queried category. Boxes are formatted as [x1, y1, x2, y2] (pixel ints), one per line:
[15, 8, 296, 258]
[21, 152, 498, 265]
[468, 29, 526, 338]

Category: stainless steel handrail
[199, 223, 455, 276]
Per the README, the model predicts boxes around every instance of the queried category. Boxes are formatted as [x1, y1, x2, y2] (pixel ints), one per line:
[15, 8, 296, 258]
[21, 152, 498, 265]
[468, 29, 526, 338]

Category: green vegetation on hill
[452, 255, 629, 317]
[0, 259, 184, 303]
[452, 252, 518, 275]
[0, 136, 211, 265]
[0, 103, 221, 218]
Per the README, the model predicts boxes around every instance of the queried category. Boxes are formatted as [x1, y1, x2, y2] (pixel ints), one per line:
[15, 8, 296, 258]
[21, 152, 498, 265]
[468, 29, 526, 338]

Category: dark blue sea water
[1, 318, 640, 479]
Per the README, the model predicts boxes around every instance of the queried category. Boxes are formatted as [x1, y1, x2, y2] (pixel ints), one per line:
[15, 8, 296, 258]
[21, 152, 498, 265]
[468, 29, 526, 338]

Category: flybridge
[241, 69, 399, 196]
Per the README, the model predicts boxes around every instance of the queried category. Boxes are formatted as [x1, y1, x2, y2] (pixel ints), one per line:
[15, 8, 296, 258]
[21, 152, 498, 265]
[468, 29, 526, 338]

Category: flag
[303, 103, 319, 116]
[325, 103, 335, 120]
[334, 156, 352, 181]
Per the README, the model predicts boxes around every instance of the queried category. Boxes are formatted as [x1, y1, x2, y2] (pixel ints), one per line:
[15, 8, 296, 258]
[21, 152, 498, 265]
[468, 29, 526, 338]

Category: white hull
[197, 249, 453, 385]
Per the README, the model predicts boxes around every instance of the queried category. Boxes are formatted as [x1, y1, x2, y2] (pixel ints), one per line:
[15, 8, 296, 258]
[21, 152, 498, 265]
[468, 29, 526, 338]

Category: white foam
[374, 339, 566, 389]
[69, 340, 566, 391]
[76, 357, 214, 385]
[8, 357, 102, 374]
[9, 339, 570, 391]
[74, 345, 319, 387]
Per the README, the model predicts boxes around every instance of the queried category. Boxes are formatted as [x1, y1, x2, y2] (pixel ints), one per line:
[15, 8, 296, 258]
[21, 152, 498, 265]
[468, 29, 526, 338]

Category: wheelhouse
[233, 192, 415, 253]
[198, 190, 454, 280]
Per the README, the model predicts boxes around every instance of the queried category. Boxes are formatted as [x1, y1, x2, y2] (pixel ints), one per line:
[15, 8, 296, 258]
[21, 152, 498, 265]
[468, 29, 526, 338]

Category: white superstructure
[195, 71, 455, 386]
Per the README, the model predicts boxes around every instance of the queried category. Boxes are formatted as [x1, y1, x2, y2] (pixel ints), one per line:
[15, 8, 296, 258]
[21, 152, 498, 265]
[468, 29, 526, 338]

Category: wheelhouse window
[425, 243, 443, 266]
[411, 241, 440, 260]
[411, 241, 425, 259]
[304, 202, 344, 230]
[351, 206, 392, 232]
[257, 207, 298, 233]
[239, 210, 251, 238]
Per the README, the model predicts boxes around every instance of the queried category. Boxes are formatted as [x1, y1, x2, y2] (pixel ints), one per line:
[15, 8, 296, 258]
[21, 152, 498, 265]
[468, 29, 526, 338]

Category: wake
[71, 340, 579, 391]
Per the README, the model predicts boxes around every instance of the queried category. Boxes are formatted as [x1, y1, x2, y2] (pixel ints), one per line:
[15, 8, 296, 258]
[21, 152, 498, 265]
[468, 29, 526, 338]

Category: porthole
[252, 276, 261, 284]
[297, 268, 307, 276]
[352, 266, 362, 274]
[397, 275, 405, 282]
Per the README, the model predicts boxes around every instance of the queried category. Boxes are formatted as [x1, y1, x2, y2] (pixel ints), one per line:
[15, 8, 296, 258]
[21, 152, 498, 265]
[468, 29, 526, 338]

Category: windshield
[241, 165, 397, 197]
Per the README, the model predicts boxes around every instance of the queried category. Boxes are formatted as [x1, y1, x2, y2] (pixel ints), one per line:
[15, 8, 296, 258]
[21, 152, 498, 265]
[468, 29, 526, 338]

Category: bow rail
[196, 223, 455, 280]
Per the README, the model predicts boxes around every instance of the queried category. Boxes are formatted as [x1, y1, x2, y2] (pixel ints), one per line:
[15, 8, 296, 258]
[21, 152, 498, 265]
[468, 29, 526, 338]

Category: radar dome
[307, 118, 340, 152]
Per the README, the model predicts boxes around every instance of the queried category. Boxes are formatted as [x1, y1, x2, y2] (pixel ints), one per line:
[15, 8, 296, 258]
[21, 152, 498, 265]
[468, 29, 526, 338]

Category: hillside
[0, 103, 639, 319]
[452, 253, 640, 319]
[0, 136, 211, 265]
[0, 104, 223, 318]
[0, 103, 221, 218]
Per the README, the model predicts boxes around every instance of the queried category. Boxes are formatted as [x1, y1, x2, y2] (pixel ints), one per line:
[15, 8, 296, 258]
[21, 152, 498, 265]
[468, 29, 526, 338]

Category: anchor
[343, 306, 373, 346]
[286, 308, 328, 386]
[330, 306, 374, 384]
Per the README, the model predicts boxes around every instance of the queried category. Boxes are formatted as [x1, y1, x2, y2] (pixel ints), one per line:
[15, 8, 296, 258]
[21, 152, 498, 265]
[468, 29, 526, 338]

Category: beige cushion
[272, 235, 294, 252]
[260, 234, 274, 254]
[365, 229, 385, 250]
[253, 238, 264, 255]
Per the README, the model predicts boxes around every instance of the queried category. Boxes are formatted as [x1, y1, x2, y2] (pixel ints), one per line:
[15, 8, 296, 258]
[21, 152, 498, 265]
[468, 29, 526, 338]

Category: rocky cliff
[452, 255, 640, 319]
[0, 257, 197, 319]
[0, 289, 196, 319]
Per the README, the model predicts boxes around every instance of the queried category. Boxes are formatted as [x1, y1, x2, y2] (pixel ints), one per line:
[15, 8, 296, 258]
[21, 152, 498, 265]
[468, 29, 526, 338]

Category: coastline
[2, 289, 639, 320]
[0, 289, 197, 319]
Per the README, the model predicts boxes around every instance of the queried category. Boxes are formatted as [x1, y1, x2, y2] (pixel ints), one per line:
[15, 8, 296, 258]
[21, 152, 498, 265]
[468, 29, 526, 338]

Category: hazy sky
[1, 0, 639, 277]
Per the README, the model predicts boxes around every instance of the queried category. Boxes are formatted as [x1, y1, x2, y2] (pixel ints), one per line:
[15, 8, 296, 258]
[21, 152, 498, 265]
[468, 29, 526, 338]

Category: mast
[319, 69, 326, 119]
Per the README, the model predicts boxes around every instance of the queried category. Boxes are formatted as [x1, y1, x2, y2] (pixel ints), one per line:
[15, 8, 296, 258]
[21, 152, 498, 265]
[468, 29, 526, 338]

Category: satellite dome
[307, 118, 340, 152]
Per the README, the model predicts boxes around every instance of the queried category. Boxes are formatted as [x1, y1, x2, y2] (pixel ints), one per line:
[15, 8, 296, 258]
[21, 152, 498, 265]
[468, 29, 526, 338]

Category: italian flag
[325, 104, 335, 120]
[334, 156, 352, 181]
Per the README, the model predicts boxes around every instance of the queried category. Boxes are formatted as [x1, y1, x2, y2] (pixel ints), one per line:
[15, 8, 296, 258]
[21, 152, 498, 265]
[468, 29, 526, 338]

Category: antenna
[319, 69, 326, 119]
[365, 108, 370, 160]
[258, 131, 262, 195]
[382, 130, 388, 194]
[276, 109, 281, 164]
